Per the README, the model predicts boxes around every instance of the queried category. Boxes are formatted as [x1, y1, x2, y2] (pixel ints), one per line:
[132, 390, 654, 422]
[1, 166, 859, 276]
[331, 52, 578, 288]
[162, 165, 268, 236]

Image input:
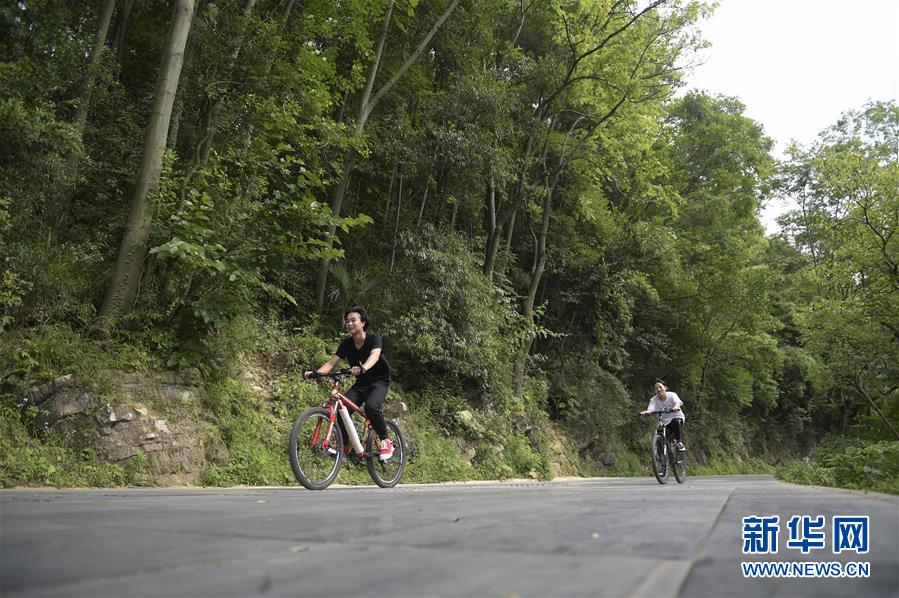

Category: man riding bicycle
[640, 378, 686, 452]
[304, 306, 394, 461]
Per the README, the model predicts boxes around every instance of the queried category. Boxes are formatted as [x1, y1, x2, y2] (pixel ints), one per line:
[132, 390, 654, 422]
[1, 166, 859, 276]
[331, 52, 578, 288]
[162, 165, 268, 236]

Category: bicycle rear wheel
[366, 420, 406, 488]
[672, 445, 686, 484]
[650, 435, 668, 484]
[289, 407, 343, 490]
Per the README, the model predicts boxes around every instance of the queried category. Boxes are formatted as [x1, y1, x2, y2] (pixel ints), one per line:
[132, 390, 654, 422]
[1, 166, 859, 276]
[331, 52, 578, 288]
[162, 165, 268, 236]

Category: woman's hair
[345, 306, 370, 330]
[654, 378, 667, 388]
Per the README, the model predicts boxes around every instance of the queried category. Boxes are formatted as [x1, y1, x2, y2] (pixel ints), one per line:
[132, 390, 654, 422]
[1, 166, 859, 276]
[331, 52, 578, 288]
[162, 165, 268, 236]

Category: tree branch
[366, 0, 461, 115]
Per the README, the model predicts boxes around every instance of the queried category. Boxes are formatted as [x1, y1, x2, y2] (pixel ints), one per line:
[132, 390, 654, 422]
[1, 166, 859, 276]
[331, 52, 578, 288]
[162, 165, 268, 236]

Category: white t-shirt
[646, 391, 685, 425]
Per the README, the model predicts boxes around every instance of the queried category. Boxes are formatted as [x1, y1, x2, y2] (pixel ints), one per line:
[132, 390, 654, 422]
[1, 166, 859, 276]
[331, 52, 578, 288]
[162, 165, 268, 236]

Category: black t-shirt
[335, 333, 391, 384]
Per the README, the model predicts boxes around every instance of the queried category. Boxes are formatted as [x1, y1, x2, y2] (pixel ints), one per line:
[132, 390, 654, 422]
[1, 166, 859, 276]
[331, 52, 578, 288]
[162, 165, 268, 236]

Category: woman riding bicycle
[304, 306, 394, 461]
[640, 378, 686, 452]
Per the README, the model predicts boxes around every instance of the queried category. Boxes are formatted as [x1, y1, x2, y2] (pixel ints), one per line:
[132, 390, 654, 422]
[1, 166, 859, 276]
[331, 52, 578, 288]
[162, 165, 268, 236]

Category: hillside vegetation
[1, 0, 896, 492]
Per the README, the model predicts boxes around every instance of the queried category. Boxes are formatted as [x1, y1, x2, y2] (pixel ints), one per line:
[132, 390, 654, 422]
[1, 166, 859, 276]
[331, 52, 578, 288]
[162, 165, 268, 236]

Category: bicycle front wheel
[650, 435, 668, 484]
[289, 407, 343, 490]
[366, 420, 406, 488]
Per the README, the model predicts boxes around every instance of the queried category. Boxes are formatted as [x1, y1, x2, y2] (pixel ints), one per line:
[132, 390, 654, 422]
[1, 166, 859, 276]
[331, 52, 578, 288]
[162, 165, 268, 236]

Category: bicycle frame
[311, 377, 372, 459]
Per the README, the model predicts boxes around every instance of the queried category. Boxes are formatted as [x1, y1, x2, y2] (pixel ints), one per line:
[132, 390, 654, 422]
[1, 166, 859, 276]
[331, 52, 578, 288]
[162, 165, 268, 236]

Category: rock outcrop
[25, 370, 227, 485]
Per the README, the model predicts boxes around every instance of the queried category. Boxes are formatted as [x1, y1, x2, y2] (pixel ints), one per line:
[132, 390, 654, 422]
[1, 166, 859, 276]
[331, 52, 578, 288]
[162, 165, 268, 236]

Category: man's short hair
[345, 306, 370, 329]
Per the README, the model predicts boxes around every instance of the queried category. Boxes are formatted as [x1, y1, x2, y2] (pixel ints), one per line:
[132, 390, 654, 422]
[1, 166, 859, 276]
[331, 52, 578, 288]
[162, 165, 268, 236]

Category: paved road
[2, 476, 896, 597]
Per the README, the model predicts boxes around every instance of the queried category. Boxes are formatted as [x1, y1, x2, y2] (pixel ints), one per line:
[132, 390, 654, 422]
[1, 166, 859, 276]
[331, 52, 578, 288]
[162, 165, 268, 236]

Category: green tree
[100, 0, 196, 319]
[779, 101, 899, 440]
[313, 0, 462, 310]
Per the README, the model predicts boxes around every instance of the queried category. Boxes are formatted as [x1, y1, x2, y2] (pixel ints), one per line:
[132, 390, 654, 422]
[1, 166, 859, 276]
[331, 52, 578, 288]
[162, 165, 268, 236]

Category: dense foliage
[1, 0, 896, 491]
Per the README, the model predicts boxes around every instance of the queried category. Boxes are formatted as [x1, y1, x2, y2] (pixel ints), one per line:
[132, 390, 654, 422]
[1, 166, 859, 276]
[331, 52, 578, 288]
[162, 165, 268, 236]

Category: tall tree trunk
[100, 0, 195, 319]
[389, 174, 403, 275]
[315, 0, 394, 310]
[112, 0, 136, 66]
[483, 135, 532, 276]
[315, 153, 358, 308]
[852, 374, 899, 440]
[167, 0, 205, 149]
[350, 175, 363, 218]
[521, 179, 553, 348]
[381, 153, 398, 233]
[75, 0, 116, 135]
[514, 185, 552, 398]
[484, 190, 520, 276]
[57, 0, 116, 230]
[196, 99, 221, 167]
[449, 199, 458, 231]
[177, 0, 256, 206]
[483, 175, 497, 275]
[197, 0, 256, 160]
[315, 0, 461, 310]
[281, 0, 296, 23]
[416, 181, 429, 228]
[514, 117, 581, 398]
[504, 209, 516, 253]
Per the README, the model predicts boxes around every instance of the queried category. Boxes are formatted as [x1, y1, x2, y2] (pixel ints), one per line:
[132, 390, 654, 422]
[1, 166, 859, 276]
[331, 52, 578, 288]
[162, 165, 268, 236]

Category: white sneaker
[326, 445, 349, 457]
[378, 438, 395, 461]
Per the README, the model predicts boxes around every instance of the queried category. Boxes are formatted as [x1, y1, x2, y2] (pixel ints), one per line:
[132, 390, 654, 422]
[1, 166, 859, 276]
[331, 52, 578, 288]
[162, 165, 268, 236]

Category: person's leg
[667, 419, 685, 449]
[666, 419, 680, 441]
[361, 381, 389, 440]
[360, 382, 395, 460]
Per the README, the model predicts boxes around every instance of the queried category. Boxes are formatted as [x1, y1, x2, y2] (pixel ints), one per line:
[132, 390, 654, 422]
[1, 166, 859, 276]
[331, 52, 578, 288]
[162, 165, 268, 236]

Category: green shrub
[383, 226, 521, 393]
[776, 439, 899, 495]
[201, 378, 294, 486]
[0, 406, 135, 488]
[505, 434, 551, 480]
[402, 414, 473, 483]
[609, 451, 644, 476]
[693, 459, 776, 476]
[828, 440, 898, 494]
[777, 459, 837, 488]
[1, 323, 156, 406]
[473, 447, 516, 481]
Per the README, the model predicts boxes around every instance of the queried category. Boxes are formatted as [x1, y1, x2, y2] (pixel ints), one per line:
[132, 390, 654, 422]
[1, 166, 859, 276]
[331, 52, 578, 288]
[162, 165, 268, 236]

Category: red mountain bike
[289, 369, 406, 490]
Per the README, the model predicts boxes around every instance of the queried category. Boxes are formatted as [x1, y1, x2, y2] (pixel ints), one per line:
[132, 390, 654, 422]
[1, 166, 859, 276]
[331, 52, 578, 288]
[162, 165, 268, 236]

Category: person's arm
[351, 348, 381, 376]
[670, 392, 683, 411]
[640, 400, 655, 416]
[305, 355, 340, 379]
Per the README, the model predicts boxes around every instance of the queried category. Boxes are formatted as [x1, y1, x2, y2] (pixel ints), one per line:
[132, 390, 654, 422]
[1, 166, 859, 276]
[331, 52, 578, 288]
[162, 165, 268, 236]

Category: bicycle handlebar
[306, 368, 353, 380]
[640, 408, 677, 416]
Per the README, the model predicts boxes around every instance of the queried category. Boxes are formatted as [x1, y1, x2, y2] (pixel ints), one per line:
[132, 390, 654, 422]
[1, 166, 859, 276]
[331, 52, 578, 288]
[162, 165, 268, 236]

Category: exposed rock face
[455, 409, 487, 439]
[27, 370, 227, 485]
